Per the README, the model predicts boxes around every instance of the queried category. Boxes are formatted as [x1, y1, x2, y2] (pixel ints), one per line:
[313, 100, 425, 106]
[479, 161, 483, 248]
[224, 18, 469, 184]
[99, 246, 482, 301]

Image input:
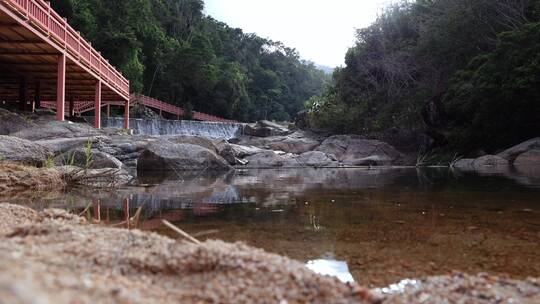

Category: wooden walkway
[41, 94, 238, 123]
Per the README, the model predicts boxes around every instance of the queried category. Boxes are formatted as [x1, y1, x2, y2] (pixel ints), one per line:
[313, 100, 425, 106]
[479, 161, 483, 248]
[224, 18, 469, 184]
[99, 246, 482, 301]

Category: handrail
[2, 0, 130, 98]
[40, 94, 239, 123]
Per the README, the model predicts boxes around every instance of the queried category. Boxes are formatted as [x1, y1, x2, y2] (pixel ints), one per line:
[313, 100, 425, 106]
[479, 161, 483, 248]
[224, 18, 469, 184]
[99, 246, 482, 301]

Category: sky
[204, 0, 393, 67]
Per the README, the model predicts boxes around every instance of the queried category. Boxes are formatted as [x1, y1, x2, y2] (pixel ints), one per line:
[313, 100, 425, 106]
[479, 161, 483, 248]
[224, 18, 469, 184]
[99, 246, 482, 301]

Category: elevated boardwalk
[0, 1, 235, 127]
[0, 0, 130, 128]
[41, 94, 239, 123]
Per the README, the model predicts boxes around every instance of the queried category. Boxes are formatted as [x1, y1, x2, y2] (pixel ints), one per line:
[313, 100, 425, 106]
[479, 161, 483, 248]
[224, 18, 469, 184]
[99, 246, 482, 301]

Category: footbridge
[0, 0, 130, 128]
[41, 93, 238, 123]
[0, 0, 236, 128]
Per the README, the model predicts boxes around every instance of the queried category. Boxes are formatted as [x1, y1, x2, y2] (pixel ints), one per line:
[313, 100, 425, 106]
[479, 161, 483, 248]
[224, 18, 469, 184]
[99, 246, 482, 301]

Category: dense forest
[308, 0, 540, 154]
[51, 0, 328, 122]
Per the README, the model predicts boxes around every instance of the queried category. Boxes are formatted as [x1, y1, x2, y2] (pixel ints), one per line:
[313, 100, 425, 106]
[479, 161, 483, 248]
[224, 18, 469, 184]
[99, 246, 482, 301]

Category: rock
[0, 135, 52, 166]
[294, 110, 310, 130]
[473, 155, 509, 167]
[130, 104, 161, 119]
[59, 166, 132, 188]
[137, 141, 231, 173]
[11, 121, 102, 140]
[452, 158, 475, 171]
[316, 135, 404, 166]
[513, 149, 540, 166]
[164, 135, 217, 153]
[296, 151, 338, 167]
[54, 148, 123, 169]
[243, 120, 291, 137]
[36, 136, 107, 155]
[498, 137, 540, 161]
[268, 137, 320, 154]
[217, 144, 237, 165]
[0, 108, 35, 135]
[244, 151, 299, 168]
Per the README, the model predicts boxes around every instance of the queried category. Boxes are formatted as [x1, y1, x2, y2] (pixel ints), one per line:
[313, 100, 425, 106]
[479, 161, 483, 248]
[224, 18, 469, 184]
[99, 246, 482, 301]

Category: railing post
[56, 53, 65, 121]
[94, 80, 101, 129]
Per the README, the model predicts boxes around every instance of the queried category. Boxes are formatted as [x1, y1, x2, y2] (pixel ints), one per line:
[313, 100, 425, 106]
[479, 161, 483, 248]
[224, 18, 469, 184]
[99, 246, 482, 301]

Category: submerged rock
[0, 135, 52, 166]
[137, 140, 231, 174]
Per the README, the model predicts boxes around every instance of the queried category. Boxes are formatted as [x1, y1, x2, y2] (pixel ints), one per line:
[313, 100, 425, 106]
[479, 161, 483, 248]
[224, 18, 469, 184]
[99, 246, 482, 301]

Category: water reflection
[9, 167, 540, 286]
[306, 259, 355, 283]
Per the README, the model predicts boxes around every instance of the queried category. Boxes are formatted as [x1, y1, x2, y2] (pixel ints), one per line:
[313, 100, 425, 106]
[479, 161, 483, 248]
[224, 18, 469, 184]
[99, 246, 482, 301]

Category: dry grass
[0, 162, 66, 194]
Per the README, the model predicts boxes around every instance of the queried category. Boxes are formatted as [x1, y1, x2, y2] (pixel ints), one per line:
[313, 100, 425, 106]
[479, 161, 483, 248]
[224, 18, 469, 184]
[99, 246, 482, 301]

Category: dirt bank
[0, 203, 538, 304]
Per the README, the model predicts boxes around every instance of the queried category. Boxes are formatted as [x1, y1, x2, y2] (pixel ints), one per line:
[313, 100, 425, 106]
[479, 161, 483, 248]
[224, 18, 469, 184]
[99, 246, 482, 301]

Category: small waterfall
[101, 117, 245, 140]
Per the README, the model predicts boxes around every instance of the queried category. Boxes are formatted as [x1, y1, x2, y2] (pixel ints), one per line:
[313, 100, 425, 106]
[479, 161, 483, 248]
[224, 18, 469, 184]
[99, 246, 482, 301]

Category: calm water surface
[10, 168, 540, 287]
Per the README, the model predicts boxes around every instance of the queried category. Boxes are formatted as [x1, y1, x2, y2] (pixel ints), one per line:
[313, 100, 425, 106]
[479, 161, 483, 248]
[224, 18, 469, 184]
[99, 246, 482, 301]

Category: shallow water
[10, 168, 540, 287]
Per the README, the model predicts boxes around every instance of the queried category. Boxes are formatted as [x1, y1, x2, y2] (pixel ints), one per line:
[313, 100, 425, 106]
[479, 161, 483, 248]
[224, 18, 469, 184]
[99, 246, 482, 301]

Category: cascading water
[101, 117, 245, 140]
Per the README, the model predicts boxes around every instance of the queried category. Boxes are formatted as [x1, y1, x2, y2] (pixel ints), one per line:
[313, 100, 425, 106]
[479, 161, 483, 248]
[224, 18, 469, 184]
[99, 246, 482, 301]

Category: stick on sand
[162, 220, 201, 244]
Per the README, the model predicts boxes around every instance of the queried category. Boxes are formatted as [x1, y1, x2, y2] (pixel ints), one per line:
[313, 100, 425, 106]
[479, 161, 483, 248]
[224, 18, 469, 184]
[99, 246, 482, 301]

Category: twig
[78, 203, 92, 217]
[162, 220, 201, 244]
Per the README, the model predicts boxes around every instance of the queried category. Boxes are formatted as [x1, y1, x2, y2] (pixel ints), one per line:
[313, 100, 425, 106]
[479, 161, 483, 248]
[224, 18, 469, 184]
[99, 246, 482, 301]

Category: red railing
[1, 0, 130, 99]
[40, 94, 239, 123]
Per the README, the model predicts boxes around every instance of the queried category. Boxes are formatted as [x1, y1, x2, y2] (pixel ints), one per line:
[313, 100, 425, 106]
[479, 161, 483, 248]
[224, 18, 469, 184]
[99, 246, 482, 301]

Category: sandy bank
[0, 203, 538, 304]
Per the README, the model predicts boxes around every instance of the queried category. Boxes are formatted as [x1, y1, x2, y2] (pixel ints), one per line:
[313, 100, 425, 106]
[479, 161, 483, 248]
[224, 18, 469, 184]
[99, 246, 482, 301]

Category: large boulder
[244, 151, 299, 168]
[296, 151, 338, 167]
[0, 108, 35, 135]
[513, 149, 540, 167]
[0, 135, 52, 166]
[11, 121, 102, 140]
[164, 135, 217, 153]
[243, 120, 291, 138]
[268, 137, 320, 154]
[137, 141, 231, 173]
[36, 136, 107, 155]
[316, 135, 404, 166]
[54, 148, 123, 169]
[498, 137, 540, 161]
[473, 155, 510, 167]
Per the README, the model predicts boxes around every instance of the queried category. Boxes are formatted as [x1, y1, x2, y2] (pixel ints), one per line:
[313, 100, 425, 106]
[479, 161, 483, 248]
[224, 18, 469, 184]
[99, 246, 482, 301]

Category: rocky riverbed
[0, 203, 539, 304]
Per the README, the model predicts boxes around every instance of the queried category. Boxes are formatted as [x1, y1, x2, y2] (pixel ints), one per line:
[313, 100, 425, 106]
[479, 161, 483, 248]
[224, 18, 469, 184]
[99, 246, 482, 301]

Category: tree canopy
[52, 0, 328, 122]
[308, 0, 540, 153]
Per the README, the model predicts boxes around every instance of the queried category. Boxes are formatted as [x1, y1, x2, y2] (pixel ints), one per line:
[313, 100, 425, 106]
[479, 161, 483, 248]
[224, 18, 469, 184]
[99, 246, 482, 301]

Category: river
[8, 167, 540, 287]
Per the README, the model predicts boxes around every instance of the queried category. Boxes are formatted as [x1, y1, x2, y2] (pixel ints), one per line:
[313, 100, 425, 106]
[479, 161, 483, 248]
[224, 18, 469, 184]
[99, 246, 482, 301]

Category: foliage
[52, 0, 328, 122]
[444, 22, 540, 152]
[308, 0, 540, 153]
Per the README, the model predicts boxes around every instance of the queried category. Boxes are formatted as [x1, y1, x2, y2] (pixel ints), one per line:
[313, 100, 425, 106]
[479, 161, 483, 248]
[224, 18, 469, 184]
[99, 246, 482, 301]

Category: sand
[0, 203, 538, 304]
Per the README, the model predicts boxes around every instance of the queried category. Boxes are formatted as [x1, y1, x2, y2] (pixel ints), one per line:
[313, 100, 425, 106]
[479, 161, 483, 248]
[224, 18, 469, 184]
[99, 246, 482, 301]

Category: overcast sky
[204, 0, 392, 67]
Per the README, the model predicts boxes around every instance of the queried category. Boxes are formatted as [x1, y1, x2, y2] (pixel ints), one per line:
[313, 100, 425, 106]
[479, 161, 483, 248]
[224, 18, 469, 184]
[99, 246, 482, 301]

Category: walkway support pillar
[94, 80, 101, 129]
[56, 54, 66, 121]
[19, 77, 27, 112]
[124, 98, 130, 129]
[107, 104, 110, 118]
